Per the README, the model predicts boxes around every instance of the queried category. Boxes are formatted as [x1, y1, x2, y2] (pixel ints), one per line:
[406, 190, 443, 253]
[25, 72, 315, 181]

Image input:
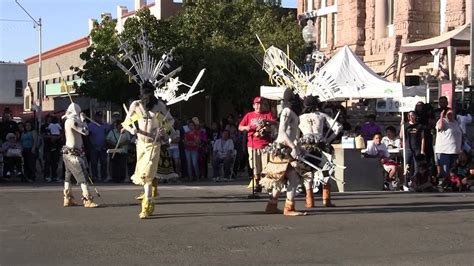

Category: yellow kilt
[131, 139, 161, 186]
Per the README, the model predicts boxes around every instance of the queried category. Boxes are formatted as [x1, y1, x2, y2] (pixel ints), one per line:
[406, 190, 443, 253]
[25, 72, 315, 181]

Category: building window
[386, 0, 394, 37]
[307, 0, 314, 11]
[320, 0, 326, 8]
[320, 16, 327, 48]
[332, 13, 337, 45]
[15, 80, 23, 97]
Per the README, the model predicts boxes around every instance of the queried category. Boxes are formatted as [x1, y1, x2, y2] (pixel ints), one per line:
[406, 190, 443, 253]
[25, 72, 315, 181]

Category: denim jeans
[404, 148, 419, 185]
[185, 150, 199, 178]
[90, 148, 107, 181]
[436, 153, 459, 179]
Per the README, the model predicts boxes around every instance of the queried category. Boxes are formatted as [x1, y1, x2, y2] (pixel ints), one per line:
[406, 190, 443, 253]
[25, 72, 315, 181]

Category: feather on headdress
[110, 29, 205, 105]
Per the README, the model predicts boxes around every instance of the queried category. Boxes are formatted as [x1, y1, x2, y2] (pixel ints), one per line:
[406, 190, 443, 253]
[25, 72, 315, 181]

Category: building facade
[0, 62, 27, 116]
[297, 0, 472, 84]
[25, 0, 182, 115]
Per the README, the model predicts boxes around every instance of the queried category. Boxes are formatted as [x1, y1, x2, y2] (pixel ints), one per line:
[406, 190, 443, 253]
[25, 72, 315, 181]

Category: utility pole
[15, 0, 42, 132]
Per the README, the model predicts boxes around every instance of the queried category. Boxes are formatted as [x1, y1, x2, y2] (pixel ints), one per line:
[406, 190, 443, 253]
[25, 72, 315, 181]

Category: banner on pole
[376, 97, 426, 112]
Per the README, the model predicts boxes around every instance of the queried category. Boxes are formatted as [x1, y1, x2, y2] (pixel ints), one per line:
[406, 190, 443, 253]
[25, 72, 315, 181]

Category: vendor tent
[308, 45, 403, 101]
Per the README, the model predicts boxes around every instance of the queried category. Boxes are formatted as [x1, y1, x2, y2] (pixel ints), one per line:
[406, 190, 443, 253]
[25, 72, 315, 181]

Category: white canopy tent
[307, 46, 403, 101]
[261, 46, 405, 101]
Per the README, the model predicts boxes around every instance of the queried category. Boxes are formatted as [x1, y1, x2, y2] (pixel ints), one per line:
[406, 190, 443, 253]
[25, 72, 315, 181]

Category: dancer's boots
[283, 199, 306, 216]
[139, 197, 155, 219]
[305, 189, 314, 208]
[63, 189, 78, 207]
[82, 195, 99, 208]
[322, 184, 336, 207]
[265, 197, 282, 214]
[136, 178, 159, 200]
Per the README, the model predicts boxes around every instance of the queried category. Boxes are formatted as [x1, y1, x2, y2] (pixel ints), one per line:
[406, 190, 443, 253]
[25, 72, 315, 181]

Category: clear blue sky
[0, 0, 297, 63]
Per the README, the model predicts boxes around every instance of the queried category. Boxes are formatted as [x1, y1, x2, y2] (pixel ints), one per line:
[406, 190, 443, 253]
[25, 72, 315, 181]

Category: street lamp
[15, 0, 42, 132]
[301, 19, 325, 74]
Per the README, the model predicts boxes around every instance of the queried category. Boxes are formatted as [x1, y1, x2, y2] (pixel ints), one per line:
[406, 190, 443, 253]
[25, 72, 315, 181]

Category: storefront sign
[376, 97, 426, 112]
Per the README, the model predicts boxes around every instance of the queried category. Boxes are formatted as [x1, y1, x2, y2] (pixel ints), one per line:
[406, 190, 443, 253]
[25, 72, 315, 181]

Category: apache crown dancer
[299, 95, 342, 208]
[122, 81, 173, 219]
[62, 103, 98, 208]
[261, 88, 306, 216]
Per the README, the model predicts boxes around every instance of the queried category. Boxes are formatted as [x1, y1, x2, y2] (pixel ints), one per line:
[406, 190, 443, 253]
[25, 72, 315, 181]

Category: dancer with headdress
[122, 81, 172, 218]
[261, 88, 306, 216]
[61, 103, 99, 208]
[299, 95, 342, 208]
[110, 30, 205, 218]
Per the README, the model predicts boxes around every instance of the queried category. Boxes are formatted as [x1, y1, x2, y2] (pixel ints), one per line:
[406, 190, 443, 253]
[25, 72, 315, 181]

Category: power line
[0, 18, 32, 22]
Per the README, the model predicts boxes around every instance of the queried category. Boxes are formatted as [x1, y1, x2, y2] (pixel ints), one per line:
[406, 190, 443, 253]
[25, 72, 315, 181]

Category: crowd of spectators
[0, 95, 472, 193]
[363, 96, 473, 192]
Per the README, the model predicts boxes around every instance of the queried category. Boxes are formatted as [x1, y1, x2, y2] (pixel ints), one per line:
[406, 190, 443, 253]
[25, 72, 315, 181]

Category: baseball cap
[253, 96, 262, 104]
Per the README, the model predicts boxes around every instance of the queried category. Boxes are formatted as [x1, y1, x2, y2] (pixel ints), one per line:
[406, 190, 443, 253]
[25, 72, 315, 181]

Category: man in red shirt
[238, 97, 275, 192]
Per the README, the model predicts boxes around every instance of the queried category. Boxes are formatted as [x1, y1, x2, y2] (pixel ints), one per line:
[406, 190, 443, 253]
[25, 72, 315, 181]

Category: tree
[76, 1, 304, 112]
[171, 1, 304, 111]
[75, 16, 135, 105]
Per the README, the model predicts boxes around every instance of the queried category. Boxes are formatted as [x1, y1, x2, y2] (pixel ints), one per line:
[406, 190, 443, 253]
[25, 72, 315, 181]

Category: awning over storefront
[399, 24, 470, 54]
[396, 24, 471, 81]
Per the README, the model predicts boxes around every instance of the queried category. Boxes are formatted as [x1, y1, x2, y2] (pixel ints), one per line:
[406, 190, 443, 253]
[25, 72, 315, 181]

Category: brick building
[0, 62, 27, 117]
[297, 0, 472, 85]
[25, 0, 182, 116]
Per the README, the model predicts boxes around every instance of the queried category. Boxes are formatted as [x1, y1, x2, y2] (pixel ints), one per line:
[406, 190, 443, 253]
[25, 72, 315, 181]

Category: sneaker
[402, 185, 410, 192]
[470, 186, 474, 192]
[45, 177, 52, 182]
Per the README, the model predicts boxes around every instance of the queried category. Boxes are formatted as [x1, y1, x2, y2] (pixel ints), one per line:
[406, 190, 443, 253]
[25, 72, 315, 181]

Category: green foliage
[76, 17, 136, 104]
[171, 1, 304, 110]
[76, 1, 304, 110]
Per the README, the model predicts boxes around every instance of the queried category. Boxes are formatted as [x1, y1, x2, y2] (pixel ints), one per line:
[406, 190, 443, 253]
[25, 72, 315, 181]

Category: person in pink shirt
[184, 120, 201, 181]
[238, 96, 276, 191]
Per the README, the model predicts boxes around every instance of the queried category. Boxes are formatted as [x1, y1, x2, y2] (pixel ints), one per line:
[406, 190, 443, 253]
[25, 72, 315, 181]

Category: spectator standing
[400, 111, 425, 183]
[209, 121, 221, 144]
[211, 129, 234, 180]
[44, 116, 62, 182]
[184, 120, 200, 181]
[456, 108, 472, 135]
[238, 96, 275, 191]
[168, 120, 182, 178]
[0, 108, 19, 142]
[228, 124, 244, 175]
[19, 121, 37, 182]
[106, 120, 130, 183]
[433, 96, 450, 120]
[192, 117, 208, 180]
[360, 114, 382, 143]
[88, 111, 109, 182]
[435, 109, 462, 180]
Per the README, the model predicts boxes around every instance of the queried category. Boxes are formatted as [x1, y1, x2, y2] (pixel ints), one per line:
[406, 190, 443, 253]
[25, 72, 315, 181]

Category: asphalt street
[1, 182, 473, 265]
